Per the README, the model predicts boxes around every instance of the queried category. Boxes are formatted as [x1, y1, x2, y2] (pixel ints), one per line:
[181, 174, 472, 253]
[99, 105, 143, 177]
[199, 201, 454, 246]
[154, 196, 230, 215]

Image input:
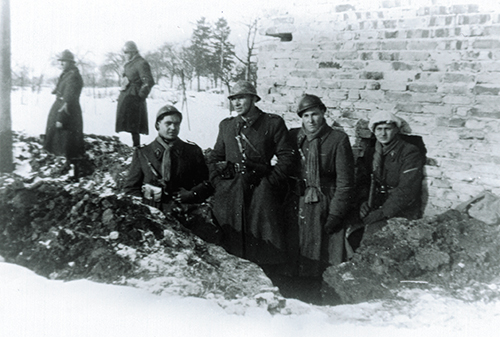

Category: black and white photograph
[2, 0, 500, 335]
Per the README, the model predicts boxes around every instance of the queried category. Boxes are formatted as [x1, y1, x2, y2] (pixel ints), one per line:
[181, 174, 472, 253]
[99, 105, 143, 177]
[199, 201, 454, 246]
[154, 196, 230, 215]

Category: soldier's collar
[237, 107, 262, 127]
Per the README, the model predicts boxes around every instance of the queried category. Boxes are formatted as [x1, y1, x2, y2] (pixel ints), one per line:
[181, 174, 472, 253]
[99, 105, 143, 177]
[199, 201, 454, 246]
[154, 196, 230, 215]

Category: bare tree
[234, 18, 259, 85]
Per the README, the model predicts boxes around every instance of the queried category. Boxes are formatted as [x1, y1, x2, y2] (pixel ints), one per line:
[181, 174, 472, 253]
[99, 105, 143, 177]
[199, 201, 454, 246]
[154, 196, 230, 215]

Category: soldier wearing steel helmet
[44, 49, 85, 179]
[208, 81, 295, 270]
[284, 94, 355, 301]
[124, 105, 212, 209]
[116, 41, 155, 147]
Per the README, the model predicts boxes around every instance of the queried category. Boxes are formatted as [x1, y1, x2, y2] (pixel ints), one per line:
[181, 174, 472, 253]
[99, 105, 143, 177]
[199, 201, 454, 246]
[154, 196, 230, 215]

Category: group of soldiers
[43, 42, 425, 303]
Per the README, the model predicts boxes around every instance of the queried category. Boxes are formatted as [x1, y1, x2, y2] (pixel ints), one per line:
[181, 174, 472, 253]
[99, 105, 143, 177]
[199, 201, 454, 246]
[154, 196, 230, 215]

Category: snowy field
[4, 87, 500, 336]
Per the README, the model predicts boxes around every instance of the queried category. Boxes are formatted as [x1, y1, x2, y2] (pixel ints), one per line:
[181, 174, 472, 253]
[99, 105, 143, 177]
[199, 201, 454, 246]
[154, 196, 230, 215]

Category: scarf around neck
[156, 136, 176, 185]
[372, 136, 400, 182]
[299, 120, 329, 204]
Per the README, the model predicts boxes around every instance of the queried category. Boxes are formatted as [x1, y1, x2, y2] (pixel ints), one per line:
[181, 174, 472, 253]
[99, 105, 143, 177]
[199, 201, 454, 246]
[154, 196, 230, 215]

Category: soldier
[356, 111, 425, 240]
[286, 94, 355, 303]
[44, 49, 85, 180]
[208, 81, 295, 271]
[116, 41, 155, 147]
[124, 105, 212, 212]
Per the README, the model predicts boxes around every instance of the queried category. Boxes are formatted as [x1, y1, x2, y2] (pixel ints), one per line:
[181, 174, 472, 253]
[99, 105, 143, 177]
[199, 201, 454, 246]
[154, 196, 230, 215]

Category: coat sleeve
[267, 117, 295, 186]
[137, 60, 155, 99]
[380, 146, 424, 218]
[328, 134, 355, 219]
[123, 149, 145, 197]
[207, 121, 227, 185]
[57, 71, 82, 125]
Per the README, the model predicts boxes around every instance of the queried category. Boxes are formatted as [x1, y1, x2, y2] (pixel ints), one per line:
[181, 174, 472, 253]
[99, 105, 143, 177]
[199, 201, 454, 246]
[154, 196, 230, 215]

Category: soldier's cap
[156, 105, 182, 122]
[58, 49, 75, 63]
[228, 81, 261, 102]
[368, 111, 403, 132]
[297, 94, 326, 117]
[123, 41, 139, 53]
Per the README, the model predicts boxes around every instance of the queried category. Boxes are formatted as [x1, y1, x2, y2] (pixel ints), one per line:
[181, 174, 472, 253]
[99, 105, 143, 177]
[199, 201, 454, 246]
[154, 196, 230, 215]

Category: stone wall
[256, 0, 500, 215]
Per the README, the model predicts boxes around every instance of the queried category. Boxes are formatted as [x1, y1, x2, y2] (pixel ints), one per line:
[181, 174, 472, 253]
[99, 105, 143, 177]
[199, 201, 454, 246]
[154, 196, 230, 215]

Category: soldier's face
[157, 114, 182, 141]
[124, 51, 134, 61]
[301, 107, 325, 133]
[230, 95, 255, 116]
[374, 123, 399, 145]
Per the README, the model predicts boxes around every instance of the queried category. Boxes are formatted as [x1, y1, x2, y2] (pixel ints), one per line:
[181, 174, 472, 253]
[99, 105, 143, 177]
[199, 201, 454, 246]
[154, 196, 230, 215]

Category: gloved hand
[359, 201, 371, 218]
[324, 215, 344, 234]
[142, 183, 162, 202]
[362, 209, 385, 226]
[173, 187, 196, 203]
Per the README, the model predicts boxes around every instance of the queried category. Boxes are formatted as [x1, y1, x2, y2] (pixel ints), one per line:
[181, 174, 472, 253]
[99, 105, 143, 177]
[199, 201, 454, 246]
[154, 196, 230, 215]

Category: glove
[324, 215, 344, 234]
[142, 183, 162, 202]
[359, 201, 371, 218]
[362, 209, 385, 226]
[173, 187, 196, 203]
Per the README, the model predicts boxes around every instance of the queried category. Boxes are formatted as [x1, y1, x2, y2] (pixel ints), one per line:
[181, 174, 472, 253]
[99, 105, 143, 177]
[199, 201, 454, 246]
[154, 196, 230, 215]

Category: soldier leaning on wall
[347, 111, 426, 252]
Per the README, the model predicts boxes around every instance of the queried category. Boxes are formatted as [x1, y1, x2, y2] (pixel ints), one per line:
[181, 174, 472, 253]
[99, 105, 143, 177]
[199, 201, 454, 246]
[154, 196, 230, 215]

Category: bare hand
[55, 121, 63, 128]
[359, 201, 371, 218]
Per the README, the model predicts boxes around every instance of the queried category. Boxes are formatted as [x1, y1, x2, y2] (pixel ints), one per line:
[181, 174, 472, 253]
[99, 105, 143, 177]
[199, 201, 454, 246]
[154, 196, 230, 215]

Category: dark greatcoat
[116, 54, 155, 135]
[209, 108, 295, 265]
[43, 64, 84, 160]
[288, 125, 355, 277]
[356, 135, 424, 236]
[123, 138, 212, 204]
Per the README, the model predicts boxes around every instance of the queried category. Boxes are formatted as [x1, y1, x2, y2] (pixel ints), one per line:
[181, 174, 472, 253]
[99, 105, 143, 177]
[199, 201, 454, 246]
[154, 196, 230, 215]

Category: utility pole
[0, 0, 13, 173]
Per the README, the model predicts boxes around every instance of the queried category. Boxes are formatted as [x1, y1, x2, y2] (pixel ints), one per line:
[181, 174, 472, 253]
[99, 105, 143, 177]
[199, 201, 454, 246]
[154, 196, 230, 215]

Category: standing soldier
[116, 41, 155, 147]
[208, 81, 295, 272]
[287, 94, 355, 302]
[44, 49, 85, 180]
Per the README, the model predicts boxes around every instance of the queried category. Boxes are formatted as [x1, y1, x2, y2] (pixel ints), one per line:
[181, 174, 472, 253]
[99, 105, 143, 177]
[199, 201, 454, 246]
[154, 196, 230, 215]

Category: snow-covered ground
[4, 87, 500, 336]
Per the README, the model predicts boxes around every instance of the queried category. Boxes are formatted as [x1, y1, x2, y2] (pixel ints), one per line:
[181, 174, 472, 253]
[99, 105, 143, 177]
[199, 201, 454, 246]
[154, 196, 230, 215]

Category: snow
[5, 88, 500, 336]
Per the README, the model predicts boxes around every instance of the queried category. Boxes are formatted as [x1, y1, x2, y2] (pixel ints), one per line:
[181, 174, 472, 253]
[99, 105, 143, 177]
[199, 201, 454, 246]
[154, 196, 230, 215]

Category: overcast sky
[10, 0, 297, 76]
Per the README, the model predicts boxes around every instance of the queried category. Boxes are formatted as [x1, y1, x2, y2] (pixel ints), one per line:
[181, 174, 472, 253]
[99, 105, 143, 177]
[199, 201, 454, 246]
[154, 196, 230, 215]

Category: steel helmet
[156, 105, 182, 123]
[297, 94, 326, 117]
[228, 81, 261, 102]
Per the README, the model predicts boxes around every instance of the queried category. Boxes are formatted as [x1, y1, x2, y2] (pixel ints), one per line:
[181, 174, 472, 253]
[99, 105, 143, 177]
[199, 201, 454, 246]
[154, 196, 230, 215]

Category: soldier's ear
[155, 122, 159, 131]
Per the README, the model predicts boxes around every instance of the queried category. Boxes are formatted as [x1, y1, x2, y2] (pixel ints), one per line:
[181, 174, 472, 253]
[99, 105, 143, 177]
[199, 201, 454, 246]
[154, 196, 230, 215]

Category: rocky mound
[0, 133, 285, 314]
[323, 210, 500, 304]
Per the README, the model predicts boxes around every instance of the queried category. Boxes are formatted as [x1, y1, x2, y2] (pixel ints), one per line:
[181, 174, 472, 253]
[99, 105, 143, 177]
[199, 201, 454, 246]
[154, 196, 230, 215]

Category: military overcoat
[43, 64, 85, 160]
[288, 125, 355, 277]
[116, 54, 154, 135]
[209, 108, 295, 265]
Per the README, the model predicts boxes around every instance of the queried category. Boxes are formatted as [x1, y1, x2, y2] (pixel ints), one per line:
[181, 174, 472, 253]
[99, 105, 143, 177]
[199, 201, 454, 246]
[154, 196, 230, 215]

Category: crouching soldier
[124, 105, 215, 239]
[355, 111, 425, 242]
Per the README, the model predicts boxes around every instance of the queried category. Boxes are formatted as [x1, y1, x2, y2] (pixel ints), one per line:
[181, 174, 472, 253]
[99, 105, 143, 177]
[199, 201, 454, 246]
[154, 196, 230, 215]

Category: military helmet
[156, 105, 182, 123]
[228, 80, 261, 102]
[58, 49, 75, 63]
[123, 41, 139, 53]
[297, 94, 326, 117]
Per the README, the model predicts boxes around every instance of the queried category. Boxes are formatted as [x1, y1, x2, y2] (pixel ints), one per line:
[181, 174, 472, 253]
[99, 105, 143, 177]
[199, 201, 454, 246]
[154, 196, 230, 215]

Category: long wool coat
[43, 65, 84, 160]
[288, 125, 355, 277]
[115, 54, 154, 135]
[209, 108, 295, 266]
